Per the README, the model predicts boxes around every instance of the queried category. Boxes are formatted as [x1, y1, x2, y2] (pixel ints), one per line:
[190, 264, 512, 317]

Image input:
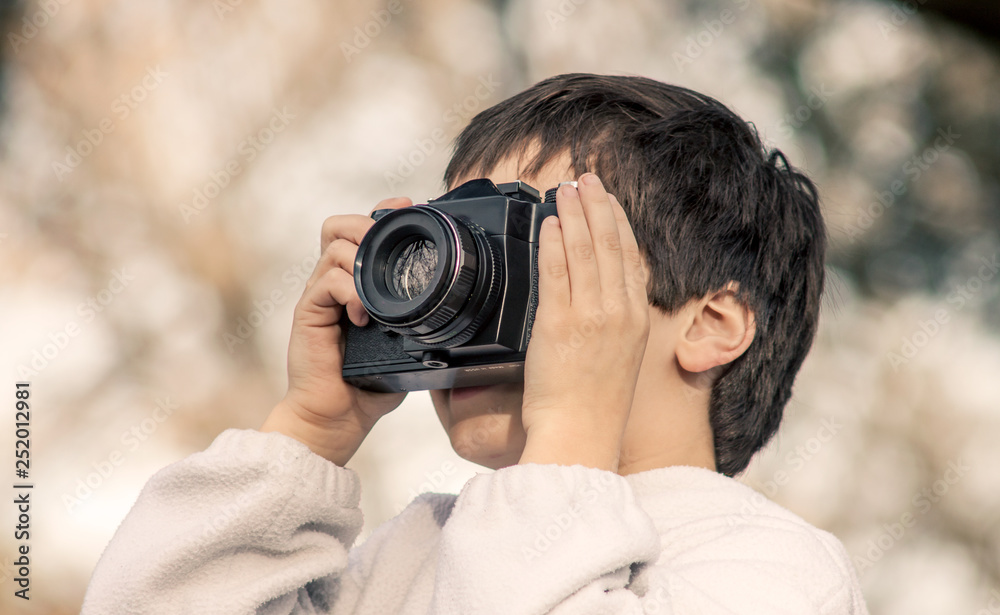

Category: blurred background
[1, 0, 998, 612]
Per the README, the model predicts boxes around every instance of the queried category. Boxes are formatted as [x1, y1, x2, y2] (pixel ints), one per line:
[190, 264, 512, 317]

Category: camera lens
[388, 238, 438, 300]
[354, 206, 501, 346]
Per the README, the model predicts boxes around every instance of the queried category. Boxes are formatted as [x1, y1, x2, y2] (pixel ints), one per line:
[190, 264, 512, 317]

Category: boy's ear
[676, 284, 756, 375]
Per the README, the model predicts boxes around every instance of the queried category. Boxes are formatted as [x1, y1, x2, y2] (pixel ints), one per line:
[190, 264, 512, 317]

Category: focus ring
[414, 231, 501, 348]
[414, 224, 477, 334]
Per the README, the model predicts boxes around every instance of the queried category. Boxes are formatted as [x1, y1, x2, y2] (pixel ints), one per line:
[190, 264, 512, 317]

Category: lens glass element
[389, 238, 438, 300]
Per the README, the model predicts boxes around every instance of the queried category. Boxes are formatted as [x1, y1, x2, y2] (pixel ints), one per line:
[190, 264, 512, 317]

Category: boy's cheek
[428, 389, 451, 428]
[448, 412, 527, 468]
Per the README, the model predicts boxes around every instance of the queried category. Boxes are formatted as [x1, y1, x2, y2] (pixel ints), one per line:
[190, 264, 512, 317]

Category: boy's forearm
[82, 429, 365, 614]
[260, 400, 368, 467]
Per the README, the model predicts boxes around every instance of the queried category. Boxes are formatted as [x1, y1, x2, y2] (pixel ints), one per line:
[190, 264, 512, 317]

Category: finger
[554, 182, 599, 304]
[609, 195, 647, 301]
[368, 196, 413, 216]
[298, 266, 369, 327]
[305, 238, 361, 292]
[536, 215, 570, 311]
[577, 173, 626, 295]
[320, 214, 377, 254]
[319, 198, 412, 253]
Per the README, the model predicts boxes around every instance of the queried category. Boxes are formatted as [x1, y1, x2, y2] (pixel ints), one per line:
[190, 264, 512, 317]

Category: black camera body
[341, 178, 558, 392]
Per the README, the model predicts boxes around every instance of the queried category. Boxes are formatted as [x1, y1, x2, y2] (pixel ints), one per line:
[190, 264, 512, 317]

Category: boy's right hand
[260, 198, 412, 466]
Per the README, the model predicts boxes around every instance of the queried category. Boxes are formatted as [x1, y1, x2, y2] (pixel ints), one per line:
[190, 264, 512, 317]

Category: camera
[341, 178, 563, 392]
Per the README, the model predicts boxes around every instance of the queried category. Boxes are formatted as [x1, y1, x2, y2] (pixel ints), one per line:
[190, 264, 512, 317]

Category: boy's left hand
[518, 173, 650, 472]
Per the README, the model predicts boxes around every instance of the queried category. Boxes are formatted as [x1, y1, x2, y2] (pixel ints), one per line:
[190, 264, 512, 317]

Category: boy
[83, 73, 868, 614]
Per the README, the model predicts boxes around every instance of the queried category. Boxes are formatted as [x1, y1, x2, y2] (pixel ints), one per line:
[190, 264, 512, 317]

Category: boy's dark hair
[444, 73, 826, 476]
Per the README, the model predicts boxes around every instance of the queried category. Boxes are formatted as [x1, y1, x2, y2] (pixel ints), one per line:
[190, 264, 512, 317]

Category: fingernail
[582, 173, 600, 186]
[559, 181, 577, 195]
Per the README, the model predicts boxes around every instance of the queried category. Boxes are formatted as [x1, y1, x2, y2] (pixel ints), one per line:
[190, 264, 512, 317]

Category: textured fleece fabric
[82, 429, 868, 614]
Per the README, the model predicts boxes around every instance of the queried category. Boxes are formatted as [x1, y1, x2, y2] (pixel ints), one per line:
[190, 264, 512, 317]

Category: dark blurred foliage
[820, 3, 1000, 315]
[923, 0, 1000, 44]
[0, 0, 22, 111]
[766, 1, 1000, 325]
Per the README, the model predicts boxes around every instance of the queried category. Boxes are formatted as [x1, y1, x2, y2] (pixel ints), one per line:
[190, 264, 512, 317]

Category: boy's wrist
[517, 419, 625, 472]
[260, 400, 368, 467]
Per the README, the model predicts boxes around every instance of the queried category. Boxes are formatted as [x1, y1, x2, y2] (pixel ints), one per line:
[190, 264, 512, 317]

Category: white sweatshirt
[82, 429, 868, 614]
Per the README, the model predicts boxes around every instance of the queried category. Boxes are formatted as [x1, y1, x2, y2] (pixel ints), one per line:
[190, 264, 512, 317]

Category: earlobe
[676, 288, 756, 374]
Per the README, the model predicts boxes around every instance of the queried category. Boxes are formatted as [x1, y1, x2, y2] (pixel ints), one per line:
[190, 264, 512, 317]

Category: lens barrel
[354, 206, 501, 347]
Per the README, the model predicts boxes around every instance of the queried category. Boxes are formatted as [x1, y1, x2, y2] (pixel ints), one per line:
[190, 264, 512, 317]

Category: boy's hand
[261, 198, 412, 466]
[518, 174, 650, 472]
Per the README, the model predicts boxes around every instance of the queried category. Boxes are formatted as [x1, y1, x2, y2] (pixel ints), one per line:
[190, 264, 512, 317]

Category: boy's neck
[616, 314, 718, 476]
[617, 375, 717, 476]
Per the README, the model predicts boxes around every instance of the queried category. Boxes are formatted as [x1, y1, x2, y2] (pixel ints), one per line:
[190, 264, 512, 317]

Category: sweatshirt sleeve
[81, 428, 365, 615]
[429, 463, 663, 615]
